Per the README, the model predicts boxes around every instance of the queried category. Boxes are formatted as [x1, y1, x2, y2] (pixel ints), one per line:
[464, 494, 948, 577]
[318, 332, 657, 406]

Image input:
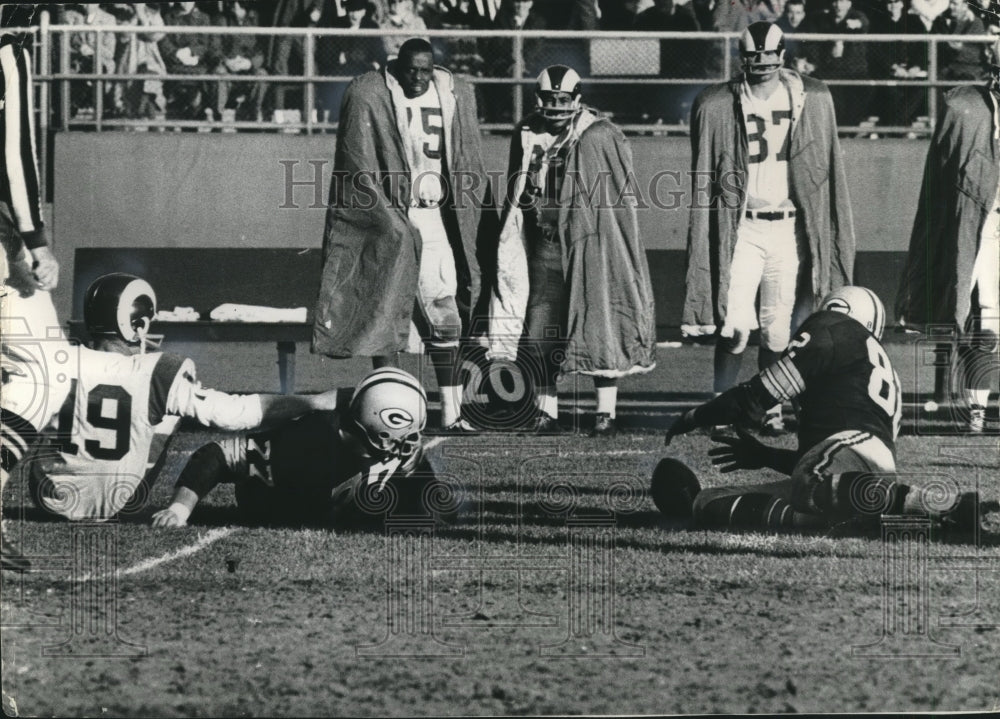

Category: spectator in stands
[635, 0, 705, 123]
[813, 0, 871, 126]
[269, 0, 324, 118]
[600, 0, 646, 29]
[113, 3, 169, 122]
[972, 0, 1000, 34]
[317, 0, 385, 120]
[381, 0, 429, 59]
[161, 1, 220, 122]
[214, 0, 269, 122]
[480, 0, 547, 122]
[869, 0, 928, 127]
[932, 0, 988, 80]
[777, 0, 817, 74]
[909, 0, 947, 28]
[749, 0, 781, 23]
[63, 4, 118, 119]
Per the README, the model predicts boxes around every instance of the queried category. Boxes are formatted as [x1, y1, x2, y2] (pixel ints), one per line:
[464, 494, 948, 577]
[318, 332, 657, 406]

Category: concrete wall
[51, 132, 927, 319]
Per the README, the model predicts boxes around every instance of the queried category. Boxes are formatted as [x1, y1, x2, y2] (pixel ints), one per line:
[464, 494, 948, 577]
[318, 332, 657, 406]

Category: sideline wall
[51, 133, 926, 321]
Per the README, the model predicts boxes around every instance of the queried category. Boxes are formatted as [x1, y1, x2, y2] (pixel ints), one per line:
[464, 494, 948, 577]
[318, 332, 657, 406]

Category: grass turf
[2, 342, 998, 716]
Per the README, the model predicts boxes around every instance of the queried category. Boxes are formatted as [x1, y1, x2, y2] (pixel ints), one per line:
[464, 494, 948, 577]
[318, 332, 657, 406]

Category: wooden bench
[70, 248, 320, 393]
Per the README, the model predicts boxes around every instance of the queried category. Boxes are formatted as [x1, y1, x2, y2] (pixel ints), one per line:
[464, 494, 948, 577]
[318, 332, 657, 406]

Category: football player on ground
[4, 273, 341, 527]
[663, 286, 997, 533]
[151, 366, 456, 529]
[682, 22, 855, 436]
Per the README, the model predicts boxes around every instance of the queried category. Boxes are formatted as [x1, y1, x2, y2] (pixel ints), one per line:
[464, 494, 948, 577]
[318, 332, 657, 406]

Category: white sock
[440, 385, 461, 426]
[538, 391, 558, 419]
[965, 389, 990, 408]
[765, 405, 782, 419]
[596, 385, 618, 418]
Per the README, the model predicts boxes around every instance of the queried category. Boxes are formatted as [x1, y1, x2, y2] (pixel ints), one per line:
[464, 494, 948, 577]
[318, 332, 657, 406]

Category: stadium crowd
[54, 0, 1000, 127]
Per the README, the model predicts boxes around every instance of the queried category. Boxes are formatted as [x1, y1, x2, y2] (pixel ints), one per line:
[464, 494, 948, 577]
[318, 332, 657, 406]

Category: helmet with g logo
[347, 367, 427, 460]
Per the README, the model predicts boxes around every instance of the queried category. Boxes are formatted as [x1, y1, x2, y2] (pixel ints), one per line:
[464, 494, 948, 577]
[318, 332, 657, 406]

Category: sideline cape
[488, 109, 656, 377]
[312, 65, 491, 357]
[682, 70, 855, 333]
[896, 85, 1000, 329]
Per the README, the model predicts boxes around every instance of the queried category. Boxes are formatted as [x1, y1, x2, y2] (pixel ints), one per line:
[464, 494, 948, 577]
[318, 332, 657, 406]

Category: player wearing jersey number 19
[4, 273, 342, 524]
[663, 286, 997, 534]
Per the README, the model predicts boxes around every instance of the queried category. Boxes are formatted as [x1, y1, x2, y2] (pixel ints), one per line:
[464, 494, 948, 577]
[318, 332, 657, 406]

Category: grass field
[2, 341, 999, 716]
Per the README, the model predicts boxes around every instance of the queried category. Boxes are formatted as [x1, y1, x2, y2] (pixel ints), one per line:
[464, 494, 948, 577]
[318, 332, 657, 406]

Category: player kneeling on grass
[7, 273, 341, 524]
[152, 367, 458, 529]
[661, 286, 998, 533]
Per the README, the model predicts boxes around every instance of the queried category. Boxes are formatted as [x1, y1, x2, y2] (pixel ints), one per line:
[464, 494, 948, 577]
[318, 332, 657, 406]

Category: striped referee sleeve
[0, 35, 44, 244]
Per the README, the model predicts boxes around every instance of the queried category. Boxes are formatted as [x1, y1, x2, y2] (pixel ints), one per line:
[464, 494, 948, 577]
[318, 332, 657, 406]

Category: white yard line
[77, 527, 237, 582]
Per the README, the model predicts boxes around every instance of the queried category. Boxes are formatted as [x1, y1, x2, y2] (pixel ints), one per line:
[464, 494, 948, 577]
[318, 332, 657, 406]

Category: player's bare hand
[152, 508, 187, 527]
[30, 245, 59, 291]
[708, 428, 769, 473]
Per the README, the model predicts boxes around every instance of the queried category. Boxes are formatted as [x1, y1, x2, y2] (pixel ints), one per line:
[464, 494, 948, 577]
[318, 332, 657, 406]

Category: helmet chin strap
[134, 318, 163, 355]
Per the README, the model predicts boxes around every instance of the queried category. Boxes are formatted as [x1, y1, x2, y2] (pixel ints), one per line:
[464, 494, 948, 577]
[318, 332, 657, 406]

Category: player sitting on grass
[662, 285, 998, 534]
[151, 366, 458, 529]
[5, 273, 341, 526]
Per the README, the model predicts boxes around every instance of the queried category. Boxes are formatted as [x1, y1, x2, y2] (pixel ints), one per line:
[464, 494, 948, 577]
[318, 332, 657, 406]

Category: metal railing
[27, 13, 1000, 140]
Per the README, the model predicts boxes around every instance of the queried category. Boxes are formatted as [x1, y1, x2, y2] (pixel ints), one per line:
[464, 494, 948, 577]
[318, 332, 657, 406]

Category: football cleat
[819, 285, 886, 340]
[435, 416, 481, 436]
[740, 22, 785, 80]
[760, 407, 786, 437]
[529, 413, 562, 435]
[650, 457, 701, 519]
[535, 64, 583, 122]
[347, 367, 427, 460]
[84, 272, 162, 351]
[590, 413, 618, 438]
[1, 536, 30, 572]
[967, 405, 986, 434]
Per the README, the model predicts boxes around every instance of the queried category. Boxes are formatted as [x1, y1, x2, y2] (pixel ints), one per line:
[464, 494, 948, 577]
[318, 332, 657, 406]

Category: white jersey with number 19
[29, 347, 265, 520]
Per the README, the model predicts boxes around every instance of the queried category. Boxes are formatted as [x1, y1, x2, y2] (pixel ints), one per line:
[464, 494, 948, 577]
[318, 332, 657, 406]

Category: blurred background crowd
[53, 0, 1000, 128]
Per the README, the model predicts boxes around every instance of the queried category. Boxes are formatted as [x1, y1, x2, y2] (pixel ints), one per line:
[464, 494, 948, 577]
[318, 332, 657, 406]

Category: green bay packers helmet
[83, 273, 158, 346]
[820, 285, 886, 340]
[535, 64, 582, 122]
[348, 367, 428, 460]
[740, 22, 785, 80]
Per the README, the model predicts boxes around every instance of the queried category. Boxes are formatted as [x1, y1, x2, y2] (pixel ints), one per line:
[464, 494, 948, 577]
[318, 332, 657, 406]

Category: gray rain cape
[682, 69, 855, 334]
[488, 108, 656, 377]
[312, 64, 492, 357]
[896, 84, 1000, 329]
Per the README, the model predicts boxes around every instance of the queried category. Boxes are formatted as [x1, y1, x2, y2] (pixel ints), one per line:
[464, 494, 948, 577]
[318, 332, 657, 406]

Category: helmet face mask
[535, 65, 582, 128]
[740, 22, 785, 82]
[819, 285, 886, 340]
[83, 273, 162, 352]
[347, 368, 427, 462]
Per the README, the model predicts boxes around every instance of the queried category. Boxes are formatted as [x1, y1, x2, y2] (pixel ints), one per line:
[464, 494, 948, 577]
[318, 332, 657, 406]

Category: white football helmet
[84, 273, 162, 351]
[740, 22, 785, 80]
[535, 65, 582, 122]
[347, 367, 427, 460]
[820, 285, 886, 340]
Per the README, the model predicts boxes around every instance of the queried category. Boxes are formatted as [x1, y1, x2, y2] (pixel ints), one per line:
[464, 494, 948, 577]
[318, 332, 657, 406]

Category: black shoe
[760, 412, 786, 437]
[531, 413, 562, 434]
[939, 492, 1000, 535]
[1, 537, 30, 572]
[590, 413, 618, 438]
[434, 417, 481, 436]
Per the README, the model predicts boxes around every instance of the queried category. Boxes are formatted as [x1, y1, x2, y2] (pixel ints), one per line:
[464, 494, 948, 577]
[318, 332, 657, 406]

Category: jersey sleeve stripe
[0, 43, 43, 235]
[760, 357, 805, 402]
[148, 353, 188, 425]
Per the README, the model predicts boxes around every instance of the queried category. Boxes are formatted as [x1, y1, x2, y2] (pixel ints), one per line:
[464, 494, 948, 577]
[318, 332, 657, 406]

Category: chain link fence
[33, 18, 999, 135]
